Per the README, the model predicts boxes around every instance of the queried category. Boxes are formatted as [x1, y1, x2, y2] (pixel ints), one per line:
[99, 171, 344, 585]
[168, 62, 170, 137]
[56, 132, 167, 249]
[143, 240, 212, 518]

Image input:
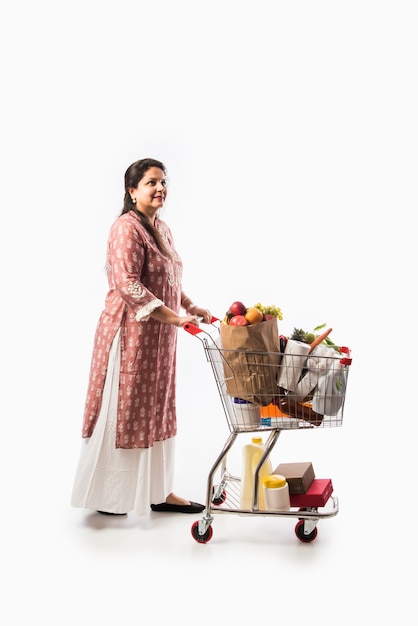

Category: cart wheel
[211, 487, 227, 505]
[191, 520, 213, 544]
[295, 520, 318, 543]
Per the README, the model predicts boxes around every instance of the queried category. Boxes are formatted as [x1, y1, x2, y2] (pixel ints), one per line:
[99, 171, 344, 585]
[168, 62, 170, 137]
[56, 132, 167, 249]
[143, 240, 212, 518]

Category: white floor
[1, 3, 416, 623]
[2, 344, 413, 625]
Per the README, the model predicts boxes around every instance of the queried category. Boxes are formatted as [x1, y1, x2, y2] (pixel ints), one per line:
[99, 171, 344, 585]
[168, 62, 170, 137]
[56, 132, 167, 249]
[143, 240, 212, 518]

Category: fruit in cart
[223, 301, 284, 326]
[229, 315, 249, 326]
[254, 302, 283, 321]
[228, 301, 247, 316]
[291, 328, 308, 343]
[222, 311, 235, 324]
[244, 307, 264, 325]
[290, 324, 340, 352]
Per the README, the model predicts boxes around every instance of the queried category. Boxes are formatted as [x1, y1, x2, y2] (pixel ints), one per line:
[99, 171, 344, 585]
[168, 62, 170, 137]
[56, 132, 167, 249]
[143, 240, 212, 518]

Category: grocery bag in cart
[219, 317, 281, 405]
[275, 339, 351, 425]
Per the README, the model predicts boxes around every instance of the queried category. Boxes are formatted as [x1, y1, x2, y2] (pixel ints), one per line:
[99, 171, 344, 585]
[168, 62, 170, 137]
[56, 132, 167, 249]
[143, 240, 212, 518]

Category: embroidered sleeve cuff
[135, 299, 164, 322]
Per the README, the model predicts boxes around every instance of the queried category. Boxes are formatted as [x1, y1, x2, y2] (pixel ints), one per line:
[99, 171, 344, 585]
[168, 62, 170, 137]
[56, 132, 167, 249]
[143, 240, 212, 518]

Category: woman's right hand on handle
[150, 305, 201, 328]
[176, 315, 200, 328]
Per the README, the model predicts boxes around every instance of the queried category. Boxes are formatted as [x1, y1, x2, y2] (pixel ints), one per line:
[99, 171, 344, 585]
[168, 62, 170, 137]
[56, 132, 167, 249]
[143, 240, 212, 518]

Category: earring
[131, 197, 136, 204]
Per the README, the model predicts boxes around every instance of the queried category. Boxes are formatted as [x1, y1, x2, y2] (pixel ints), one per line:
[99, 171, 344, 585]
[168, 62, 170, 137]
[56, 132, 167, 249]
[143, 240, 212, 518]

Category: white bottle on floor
[263, 474, 291, 511]
[240, 437, 273, 511]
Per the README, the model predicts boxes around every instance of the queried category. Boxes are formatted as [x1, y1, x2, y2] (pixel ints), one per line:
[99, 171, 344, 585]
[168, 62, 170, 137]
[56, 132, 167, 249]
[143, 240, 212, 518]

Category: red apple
[229, 315, 249, 326]
[263, 314, 276, 321]
[229, 301, 246, 316]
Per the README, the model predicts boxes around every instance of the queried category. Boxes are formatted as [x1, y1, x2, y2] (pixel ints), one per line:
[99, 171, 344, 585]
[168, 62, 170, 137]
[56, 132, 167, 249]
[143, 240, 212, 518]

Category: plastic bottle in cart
[263, 474, 291, 511]
[240, 437, 273, 510]
[232, 397, 261, 430]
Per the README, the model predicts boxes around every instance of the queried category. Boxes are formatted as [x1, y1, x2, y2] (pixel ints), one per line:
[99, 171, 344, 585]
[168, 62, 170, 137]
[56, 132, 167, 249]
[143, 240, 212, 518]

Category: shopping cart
[184, 317, 352, 544]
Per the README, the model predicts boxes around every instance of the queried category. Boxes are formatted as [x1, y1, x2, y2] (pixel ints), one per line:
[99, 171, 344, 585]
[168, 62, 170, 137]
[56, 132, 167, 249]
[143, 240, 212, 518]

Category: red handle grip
[183, 316, 219, 335]
[339, 346, 352, 365]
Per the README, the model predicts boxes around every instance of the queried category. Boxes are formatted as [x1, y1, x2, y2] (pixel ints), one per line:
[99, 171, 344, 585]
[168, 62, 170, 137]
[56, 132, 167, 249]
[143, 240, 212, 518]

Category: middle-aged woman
[71, 158, 212, 517]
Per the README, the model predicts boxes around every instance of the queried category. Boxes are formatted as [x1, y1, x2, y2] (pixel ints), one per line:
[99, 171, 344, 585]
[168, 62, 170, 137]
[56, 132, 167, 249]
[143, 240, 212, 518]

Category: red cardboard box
[272, 461, 315, 495]
[289, 479, 333, 508]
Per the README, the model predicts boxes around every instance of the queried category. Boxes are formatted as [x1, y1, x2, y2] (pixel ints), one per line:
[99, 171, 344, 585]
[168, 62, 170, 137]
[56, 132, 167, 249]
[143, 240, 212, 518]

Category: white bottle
[240, 437, 273, 511]
[263, 474, 291, 511]
[232, 398, 261, 430]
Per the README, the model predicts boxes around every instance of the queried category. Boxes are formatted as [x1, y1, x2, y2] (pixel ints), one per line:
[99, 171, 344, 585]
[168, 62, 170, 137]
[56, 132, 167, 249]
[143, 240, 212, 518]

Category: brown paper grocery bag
[219, 318, 281, 405]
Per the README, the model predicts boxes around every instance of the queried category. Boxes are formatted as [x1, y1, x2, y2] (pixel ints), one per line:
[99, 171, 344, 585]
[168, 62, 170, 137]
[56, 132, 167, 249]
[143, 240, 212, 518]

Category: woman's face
[131, 167, 167, 213]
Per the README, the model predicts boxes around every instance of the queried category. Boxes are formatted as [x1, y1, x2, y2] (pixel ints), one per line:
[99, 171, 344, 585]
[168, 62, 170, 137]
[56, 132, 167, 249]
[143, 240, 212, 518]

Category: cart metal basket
[184, 317, 352, 544]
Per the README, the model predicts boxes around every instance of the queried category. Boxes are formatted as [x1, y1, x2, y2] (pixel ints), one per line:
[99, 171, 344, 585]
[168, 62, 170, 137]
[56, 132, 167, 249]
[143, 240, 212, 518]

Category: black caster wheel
[211, 486, 227, 505]
[191, 520, 213, 544]
[295, 519, 318, 543]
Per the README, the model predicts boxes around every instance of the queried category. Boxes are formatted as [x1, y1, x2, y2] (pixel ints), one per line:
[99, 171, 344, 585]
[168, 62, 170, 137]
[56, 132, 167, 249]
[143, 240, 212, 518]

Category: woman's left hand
[177, 315, 200, 328]
[191, 307, 212, 324]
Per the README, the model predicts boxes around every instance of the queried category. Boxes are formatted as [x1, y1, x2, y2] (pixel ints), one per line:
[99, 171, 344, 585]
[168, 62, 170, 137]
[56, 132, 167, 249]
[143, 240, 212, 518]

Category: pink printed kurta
[81, 211, 183, 449]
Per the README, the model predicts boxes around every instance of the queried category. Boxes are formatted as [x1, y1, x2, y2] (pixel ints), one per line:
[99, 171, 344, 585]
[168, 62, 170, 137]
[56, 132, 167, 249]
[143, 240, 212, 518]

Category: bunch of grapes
[253, 302, 283, 320]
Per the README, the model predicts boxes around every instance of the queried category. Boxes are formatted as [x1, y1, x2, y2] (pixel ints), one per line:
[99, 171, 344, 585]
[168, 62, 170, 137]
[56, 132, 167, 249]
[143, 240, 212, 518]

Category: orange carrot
[309, 328, 333, 353]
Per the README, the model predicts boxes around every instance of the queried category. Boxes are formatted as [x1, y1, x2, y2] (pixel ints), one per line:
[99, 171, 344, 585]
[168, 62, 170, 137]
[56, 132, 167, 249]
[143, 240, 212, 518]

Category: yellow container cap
[252, 437, 263, 444]
[264, 474, 287, 488]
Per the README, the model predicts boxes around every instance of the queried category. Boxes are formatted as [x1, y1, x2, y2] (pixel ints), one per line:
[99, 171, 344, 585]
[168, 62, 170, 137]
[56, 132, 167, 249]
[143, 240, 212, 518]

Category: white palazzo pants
[71, 329, 175, 516]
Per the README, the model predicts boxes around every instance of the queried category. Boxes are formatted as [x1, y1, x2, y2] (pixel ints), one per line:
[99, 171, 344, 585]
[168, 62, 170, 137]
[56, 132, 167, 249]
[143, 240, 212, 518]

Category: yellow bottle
[240, 436, 273, 510]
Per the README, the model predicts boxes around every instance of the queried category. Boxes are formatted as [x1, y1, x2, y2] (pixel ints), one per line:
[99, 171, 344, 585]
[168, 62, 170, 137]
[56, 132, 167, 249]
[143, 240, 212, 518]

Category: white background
[1, 1, 416, 624]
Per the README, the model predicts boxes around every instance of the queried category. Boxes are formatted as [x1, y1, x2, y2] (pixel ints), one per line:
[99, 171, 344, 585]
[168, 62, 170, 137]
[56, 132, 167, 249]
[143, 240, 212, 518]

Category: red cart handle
[183, 316, 219, 335]
[339, 346, 352, 365]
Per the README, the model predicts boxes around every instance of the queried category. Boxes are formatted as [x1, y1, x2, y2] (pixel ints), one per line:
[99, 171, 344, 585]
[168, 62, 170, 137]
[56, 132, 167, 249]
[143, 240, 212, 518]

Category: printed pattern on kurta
[81, 211, 183, 449]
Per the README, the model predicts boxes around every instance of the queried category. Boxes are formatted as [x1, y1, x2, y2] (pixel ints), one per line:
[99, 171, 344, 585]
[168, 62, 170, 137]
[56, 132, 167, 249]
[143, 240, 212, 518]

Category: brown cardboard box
[272, 461, 315, 495]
